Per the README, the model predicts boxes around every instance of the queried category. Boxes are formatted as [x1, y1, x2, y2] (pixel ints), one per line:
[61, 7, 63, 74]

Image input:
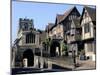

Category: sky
[12, 1, 94, 43]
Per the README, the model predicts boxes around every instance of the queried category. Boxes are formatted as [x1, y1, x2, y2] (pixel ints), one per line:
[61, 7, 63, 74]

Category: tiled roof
[59, 6, 80, 23]
[56, 14, 64, 24]
[85, 6, 96, 21]
[45, 23, 54, 31]
[46, 6, 80, 31]
[81, 6, 96, 23]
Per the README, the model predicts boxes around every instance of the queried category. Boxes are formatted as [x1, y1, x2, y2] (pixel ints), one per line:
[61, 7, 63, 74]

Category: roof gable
[60, 6, 80, 23]
[85, 6, 96, 21]
[45, 23, 54, 31]
[56, 14, 64, 24]
[80, 6, 96, 23]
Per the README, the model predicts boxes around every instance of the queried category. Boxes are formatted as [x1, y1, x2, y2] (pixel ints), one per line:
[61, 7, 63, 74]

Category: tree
[43, 37, 51, 57]
[62, 42, 68, 56]
[45, 38, 51, 46]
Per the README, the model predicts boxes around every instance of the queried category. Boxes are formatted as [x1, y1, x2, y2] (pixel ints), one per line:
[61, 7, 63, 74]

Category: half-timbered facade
[68, 18, 84, 56]
[81, 6, 96, 61]
[45, 6, 81, 56]
[59, 6, 80, 55]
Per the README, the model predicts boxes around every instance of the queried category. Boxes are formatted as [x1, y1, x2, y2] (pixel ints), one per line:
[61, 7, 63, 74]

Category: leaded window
[84, 23, 90, 33]
[26, 33, 35, 44]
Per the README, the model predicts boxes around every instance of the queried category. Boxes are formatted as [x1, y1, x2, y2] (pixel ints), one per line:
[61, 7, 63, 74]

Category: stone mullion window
[32, 35, 34, 43]
[30, 34, 32, 43]
[26, 35, 27, 43]
[27, 36, 28, 43]
[31, 34, 33, 43]
[27, 34, 29, 43]
[26, 34, 28, 43]
[26, 33, 35, 44]
[33, 35, 35, 43]
[28, 34, 30, 43]
[29, 34, 32, 43]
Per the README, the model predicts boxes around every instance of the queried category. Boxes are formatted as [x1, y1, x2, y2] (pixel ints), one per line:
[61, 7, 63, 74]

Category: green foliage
[62, 42, 68, 52]
[44, 38, 51, 46]
[61, 42, 68, 56]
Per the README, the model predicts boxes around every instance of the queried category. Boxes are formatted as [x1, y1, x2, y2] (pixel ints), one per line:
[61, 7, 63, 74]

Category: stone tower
[12, 18, 40, 67]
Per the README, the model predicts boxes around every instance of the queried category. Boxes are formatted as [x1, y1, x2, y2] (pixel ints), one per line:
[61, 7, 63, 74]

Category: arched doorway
[50, 40, 60, 57]
[23, 49, 34, 67]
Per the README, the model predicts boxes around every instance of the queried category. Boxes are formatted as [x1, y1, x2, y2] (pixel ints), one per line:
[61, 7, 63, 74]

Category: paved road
[47, 56, 96, 70]
[11, 56, 95, 74]
[48, 56, 74, 69]
[12, 67, 72, 75]
[12, 56, 73, 75]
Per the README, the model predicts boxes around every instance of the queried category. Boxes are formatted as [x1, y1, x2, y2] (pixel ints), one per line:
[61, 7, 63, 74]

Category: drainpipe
[72, 46, 76, 69]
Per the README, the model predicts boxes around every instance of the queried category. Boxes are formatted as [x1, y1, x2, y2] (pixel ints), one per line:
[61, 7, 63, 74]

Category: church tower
[18, 18, 34, 32]
[12, 18, 40, 67]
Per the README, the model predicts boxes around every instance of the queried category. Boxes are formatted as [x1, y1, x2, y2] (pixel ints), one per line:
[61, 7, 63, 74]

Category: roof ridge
[63, 6, 76, 15]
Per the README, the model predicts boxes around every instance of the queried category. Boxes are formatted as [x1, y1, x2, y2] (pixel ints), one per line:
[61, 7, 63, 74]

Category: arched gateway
[50, 40, 60, 57]
[23, 49, 34, 67]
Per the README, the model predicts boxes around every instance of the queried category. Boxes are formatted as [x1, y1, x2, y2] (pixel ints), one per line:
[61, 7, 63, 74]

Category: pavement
[11, 56, 96, 74]
[48, 56, 96, 70]
[74, 58, 96, 70]
[12, 67, 71, 75]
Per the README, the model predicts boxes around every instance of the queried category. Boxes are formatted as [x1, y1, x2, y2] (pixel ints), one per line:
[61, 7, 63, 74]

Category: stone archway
[50, 40, 60, 57]
[23, 49, 34, 67]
